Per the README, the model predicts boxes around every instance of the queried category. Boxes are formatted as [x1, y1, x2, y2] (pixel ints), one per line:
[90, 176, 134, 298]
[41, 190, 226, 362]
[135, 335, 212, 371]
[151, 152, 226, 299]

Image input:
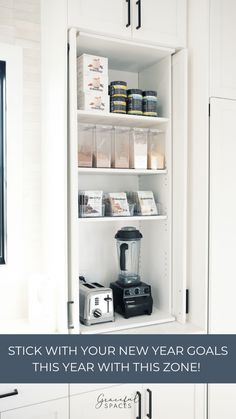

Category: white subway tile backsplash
[14, 19, 40, 41]
[13, 7, 40, 24]
[0, 6, 13, 26]
[0, 0, 13, 8]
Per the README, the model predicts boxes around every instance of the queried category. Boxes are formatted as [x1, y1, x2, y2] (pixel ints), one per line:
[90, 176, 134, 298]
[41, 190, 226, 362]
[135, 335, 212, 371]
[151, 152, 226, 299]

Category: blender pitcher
[115, 227, 143, 286]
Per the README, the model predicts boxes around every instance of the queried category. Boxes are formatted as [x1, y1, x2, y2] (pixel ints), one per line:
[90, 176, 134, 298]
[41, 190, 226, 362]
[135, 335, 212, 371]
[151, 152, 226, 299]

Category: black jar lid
[142, 90, 157, 97]
[110, 95, 127, 102]
[127, 89, 143, 95]
[110, 81, 127, 86]
[115, 227, 143, 241]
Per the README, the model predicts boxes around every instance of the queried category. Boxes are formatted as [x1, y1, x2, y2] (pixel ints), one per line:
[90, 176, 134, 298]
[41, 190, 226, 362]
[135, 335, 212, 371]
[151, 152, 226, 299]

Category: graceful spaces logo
[95, 392, 139, 409]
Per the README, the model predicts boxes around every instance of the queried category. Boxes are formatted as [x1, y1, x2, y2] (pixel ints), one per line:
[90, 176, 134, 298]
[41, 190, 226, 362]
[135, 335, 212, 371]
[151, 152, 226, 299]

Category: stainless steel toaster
[79, 278, 114, 326]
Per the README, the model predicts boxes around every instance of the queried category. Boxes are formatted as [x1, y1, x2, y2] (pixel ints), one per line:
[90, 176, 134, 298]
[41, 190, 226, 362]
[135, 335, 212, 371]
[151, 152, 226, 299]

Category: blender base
[110, 281, 153, 319]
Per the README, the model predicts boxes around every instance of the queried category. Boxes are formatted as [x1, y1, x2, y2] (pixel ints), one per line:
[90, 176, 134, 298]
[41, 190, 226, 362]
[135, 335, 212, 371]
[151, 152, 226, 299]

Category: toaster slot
[82, 283, 95, 289]
[92, 282, 104, 288]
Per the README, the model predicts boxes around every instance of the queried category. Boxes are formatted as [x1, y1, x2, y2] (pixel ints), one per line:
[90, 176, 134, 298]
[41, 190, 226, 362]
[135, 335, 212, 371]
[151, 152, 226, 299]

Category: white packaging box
[78, 92, 109, 113]
[77, 73, 108, 94]
[77, 54, 108, 76]
[136, 191, 158, 216]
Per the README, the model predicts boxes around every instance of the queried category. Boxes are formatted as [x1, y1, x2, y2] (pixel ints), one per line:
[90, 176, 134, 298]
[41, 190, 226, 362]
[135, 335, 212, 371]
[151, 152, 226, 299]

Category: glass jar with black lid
[142, 90, 158, 117]
[127, 89, 143, 116]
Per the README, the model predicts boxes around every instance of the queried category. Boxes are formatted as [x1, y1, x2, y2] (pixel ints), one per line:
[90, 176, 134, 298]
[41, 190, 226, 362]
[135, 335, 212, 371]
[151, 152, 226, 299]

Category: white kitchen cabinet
[68, 0, 132, 39]
[70, 385, 143, 419]
[70, 384, 205, 419]
[1, 398, 68, 419]
[147, 384, 200, 419]
[68, 0, 186, 47]
[210, 0, 236, 99]
[132, 0, 187, 47]
[0, 385, 68, 413]
[208, 385, 236, 419]
[209, 98, 236, 333]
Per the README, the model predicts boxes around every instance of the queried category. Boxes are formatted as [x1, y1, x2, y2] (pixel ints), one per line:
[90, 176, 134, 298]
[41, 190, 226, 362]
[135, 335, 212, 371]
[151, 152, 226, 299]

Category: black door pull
[0, 389, 18, 399]
[126, 0, 131, 27]
[147, 388, 152, 418]
[136, 0, 142, 29]
[136, 391, 142, 419]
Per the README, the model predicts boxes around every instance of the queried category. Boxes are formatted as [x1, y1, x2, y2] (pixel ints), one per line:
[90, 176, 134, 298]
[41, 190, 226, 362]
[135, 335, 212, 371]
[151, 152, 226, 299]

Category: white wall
[0, 0, 41, 324]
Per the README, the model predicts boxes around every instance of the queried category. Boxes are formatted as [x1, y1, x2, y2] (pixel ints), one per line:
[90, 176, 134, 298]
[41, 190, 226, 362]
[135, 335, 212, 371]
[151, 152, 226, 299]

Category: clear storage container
[112, 126, 130, 168]
[130, 128, 148, 169]
[77, 123, 95, 167]
[148, 129, 165, 170]
[94, 125, 112, 168]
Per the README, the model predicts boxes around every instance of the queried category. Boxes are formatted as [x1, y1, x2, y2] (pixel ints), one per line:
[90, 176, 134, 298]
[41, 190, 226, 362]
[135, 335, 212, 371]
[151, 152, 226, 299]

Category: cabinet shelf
[80, 307, 175, 334]
[78, 167, 167, 175]
[78, 215, 167, 223]
[77, 110, 168, 128]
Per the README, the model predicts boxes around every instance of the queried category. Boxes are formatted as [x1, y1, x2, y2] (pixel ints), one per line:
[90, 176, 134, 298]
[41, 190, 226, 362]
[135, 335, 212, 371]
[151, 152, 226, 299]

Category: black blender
[110, 227, 153, 319]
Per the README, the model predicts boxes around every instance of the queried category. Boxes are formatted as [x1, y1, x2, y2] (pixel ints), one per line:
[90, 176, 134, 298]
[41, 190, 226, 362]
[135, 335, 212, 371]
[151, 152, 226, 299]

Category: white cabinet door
[132, 0, 186, 47]
[209, 98, 236, 333]
[70, 385, 143, 419]
[209, 385, 236, 419]
[1, 398, 68, 419]
[68, 0, 132, 39]
[144, 385, 201, 419]
[210, 0, 236, 99]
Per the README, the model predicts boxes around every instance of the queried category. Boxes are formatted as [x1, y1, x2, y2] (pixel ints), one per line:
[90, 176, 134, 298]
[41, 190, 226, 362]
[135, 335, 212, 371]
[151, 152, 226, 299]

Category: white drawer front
[0, 384, 68, 412]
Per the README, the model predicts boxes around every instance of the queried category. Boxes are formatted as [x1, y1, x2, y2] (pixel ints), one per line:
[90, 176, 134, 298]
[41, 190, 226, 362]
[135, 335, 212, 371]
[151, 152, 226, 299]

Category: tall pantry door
[209, 98, 236, 332]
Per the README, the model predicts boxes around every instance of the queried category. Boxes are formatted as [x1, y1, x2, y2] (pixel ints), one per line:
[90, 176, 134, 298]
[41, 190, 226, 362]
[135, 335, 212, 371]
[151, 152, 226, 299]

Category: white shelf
[78, 215, 167, 223]
[77, 32, 175, 72]
[77, 110, 168, 128]
[78, 167, 167, 176]
[80, 307, 175, 335]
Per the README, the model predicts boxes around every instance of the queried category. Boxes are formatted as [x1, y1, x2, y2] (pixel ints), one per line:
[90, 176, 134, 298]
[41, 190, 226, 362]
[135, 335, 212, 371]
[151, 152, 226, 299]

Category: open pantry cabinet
[68, 29, 205, 335]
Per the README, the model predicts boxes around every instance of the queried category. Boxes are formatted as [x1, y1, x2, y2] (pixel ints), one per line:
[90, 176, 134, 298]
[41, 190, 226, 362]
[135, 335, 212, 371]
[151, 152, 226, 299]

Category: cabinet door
[210, 0, 236, 99]
[68, 0, 132, 39]
[1, 398, 68, 419]
[70, 385, 143, 419]
[208, 385, 236, 419]
[143, 384, 203, 419]
[132, 0, 186, 47]
[209, 98, 236, 333]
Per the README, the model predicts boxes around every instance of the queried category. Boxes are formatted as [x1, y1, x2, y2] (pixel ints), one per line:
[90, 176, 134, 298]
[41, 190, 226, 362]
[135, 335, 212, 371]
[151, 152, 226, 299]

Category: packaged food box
[79, 191, 103, 218]
[77, 54, 108, 76]
[78, 92, 109, 113]
[77, 74, 108, 94]
[105, 192, 130, 217]
[134, 191, 158, 216]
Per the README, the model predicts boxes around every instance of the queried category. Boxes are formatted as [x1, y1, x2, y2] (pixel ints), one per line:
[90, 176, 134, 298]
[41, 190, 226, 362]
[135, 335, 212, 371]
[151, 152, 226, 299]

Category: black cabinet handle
[147, 388, 152, 418]
[126, 0, 131, 27]
[0, 389, 18, 399]
[136, 0, 142, 29]
[136, 391, 142, 419]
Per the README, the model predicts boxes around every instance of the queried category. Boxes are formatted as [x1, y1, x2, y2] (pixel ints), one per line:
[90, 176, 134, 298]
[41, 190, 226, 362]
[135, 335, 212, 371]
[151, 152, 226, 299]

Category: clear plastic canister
[112, 126, 130, 168]
[148, 129, 165, 170]
[77, 123, 95, 167]
[130, 128, 148, 169]
[94, 125, 112, 168]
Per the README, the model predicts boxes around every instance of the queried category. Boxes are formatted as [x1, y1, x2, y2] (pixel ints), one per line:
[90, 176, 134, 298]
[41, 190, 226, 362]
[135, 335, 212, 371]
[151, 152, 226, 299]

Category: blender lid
[115, 226, 143, 241]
